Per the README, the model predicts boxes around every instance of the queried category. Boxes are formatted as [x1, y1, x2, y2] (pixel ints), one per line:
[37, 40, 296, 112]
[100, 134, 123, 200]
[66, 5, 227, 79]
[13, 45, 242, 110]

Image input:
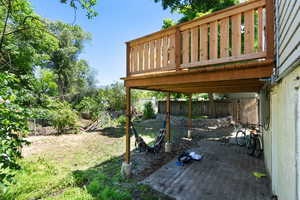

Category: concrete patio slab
[142, 140, 272, 200]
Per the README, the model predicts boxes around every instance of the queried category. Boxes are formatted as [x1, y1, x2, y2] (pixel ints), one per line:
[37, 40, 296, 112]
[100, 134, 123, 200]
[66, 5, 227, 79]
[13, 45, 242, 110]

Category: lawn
[1, 122, 168, 200]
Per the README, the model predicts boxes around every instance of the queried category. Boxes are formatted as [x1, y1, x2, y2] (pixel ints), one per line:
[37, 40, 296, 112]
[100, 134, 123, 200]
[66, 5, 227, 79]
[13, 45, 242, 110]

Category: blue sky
[29, 0, 181, 86]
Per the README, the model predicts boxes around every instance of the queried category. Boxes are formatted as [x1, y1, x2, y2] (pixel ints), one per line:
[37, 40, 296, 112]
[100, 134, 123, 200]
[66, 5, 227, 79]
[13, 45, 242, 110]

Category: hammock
[130, 121, 166, 154]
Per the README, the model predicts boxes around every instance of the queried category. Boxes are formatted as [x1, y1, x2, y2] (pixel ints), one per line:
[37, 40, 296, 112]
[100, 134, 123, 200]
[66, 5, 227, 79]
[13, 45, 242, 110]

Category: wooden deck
[142, 140, 272, 200]
[121, 0, 275, 165]
[122, 0, 275, 94]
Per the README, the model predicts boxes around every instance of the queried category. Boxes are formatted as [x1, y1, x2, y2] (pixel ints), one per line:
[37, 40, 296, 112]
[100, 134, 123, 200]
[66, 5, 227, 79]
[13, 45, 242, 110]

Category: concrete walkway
[142, 140, 272, 200]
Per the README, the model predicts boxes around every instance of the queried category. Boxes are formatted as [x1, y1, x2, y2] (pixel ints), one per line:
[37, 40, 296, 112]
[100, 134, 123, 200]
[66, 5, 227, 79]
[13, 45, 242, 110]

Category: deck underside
[123, 60, 274, 94]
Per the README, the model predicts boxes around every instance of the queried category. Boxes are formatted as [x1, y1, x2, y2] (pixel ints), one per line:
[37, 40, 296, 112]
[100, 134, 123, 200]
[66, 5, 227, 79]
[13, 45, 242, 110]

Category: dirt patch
[130, 127, 234, 181]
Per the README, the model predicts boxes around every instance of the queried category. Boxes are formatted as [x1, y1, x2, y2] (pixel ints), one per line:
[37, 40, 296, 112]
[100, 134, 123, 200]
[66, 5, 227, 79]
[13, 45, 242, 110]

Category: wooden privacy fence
[158, 99, 259, 124]
[127, 0, 267, 75]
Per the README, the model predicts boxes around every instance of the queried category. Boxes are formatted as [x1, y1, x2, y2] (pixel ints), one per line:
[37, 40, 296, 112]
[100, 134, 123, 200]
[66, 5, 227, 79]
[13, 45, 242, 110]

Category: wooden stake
[125, 87, 131, 164]
[166, 92, 171, 142]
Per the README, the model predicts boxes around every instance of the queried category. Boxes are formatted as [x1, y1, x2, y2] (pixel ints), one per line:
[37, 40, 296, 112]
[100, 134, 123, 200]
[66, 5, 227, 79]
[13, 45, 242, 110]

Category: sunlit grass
[1, 122, 163, 200]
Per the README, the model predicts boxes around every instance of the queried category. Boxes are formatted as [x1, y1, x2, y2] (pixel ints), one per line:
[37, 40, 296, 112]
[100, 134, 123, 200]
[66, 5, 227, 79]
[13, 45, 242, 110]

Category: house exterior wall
[276, 0, 300, 76]
[263, 66, 300, 200]
[262, 1, 300, 198]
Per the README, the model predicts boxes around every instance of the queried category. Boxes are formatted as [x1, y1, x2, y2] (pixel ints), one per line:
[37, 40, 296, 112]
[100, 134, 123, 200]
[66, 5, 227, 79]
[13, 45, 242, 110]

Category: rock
[156, 114, 232, 128]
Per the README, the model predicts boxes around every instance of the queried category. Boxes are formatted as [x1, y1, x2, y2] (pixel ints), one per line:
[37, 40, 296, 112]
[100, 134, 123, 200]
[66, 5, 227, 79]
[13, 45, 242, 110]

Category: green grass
[0, 123, 165, 200]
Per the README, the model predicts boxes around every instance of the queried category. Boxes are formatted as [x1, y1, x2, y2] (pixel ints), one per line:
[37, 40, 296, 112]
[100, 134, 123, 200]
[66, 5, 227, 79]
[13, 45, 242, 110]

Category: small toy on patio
[253, 172, 267, 178]
[176, 151, 203, 166]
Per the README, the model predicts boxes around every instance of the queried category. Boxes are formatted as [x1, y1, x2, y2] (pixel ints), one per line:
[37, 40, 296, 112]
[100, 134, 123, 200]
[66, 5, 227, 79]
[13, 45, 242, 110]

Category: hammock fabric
[130, 121, 166, 154]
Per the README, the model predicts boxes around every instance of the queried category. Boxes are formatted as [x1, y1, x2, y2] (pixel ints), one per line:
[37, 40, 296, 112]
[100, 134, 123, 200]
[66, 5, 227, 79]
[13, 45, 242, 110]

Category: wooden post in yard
[166, 92, 171, 142]
[188, 95, 193, 139]
[188, 95, 192, 128]
[125, 87, 131, 164]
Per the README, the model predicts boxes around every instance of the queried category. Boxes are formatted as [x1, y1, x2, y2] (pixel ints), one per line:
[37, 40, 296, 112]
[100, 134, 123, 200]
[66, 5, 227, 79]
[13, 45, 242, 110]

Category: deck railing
[126, 0, 272, 76]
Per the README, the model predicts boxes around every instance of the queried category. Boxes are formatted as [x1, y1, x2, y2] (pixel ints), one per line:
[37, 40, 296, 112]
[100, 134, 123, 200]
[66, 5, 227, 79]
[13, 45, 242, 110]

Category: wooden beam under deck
[123, 60, 273, 94]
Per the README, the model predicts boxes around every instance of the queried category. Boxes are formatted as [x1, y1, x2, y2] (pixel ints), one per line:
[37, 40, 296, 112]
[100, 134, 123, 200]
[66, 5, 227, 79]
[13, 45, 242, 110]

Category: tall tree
[60, 0, 98, 19]
[0, 0, 59, 75]
[0, 0, 98, 75]
[46, 21, 91, 99]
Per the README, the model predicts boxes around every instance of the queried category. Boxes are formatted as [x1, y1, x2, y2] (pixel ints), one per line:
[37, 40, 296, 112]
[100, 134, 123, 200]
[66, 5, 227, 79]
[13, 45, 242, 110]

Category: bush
[0, 73, 31, 188]
[49, 103, 79, 135]
[75, 96, 102, 120]
[115, 115, 126, 126]
[143, 102, 155, 119]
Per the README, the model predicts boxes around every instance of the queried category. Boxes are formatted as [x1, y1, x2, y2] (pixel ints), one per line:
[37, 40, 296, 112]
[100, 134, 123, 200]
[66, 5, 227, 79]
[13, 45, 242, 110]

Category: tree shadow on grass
[72, 151, 174, 200]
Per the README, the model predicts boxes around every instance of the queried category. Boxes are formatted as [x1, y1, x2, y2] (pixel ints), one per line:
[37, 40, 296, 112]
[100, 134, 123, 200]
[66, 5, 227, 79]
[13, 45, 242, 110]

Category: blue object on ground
[176, 161, 184, 166]
[162, 120, 166, 129]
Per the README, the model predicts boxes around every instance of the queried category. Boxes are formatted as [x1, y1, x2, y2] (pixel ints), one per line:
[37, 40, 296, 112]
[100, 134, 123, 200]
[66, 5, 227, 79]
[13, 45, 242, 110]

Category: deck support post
[165, 92, 172, 152]
[188, 95, 193, 139]
[122, 87, 132, 177]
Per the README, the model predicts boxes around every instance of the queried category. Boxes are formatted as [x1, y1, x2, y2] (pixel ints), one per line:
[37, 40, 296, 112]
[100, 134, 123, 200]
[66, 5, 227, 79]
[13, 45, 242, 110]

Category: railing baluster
[149, 40, 155, 70]
[169, 34, 176, 67]
[220, 17, 230, 58]
[200, 24, 208, 61]
[191, 27, 199, 63]
[182, 30, 190, 64]
[163, 37, 169, 68]
[156, 39, 162, 69]
[130, 46, 134, 74]
[144, 43, 149, 71]
[138, 44, 144, 72]
[257, 7, 263, 52]
[210, 21, 218, 59]
[244, 9, 255, 54]
[175, 27, 181, 70]
[231, 14, 242, 56]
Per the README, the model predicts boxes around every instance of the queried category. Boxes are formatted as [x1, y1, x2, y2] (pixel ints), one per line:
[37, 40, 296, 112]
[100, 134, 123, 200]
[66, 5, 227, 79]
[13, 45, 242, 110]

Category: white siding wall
[263, 1, 300, 199]
[276, 0, 300, 75]
[263, 66, 300, 200]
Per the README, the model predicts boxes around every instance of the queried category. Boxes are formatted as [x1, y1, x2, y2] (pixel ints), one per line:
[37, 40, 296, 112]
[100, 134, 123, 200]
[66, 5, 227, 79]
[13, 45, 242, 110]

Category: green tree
[162, 18, 176, 29]
[34, 68, 59, 97]
[0, 0, 59, 75]
[156, 0, 239, 25]
[60, 0, 98, 19]
[0, 0, 98, 75]
[100, 82, 126, 112]
[46, 21, 91, 99]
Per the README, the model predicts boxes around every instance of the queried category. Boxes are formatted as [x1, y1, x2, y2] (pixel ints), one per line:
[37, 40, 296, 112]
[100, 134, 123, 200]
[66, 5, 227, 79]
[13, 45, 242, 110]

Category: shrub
[143, 102, 155, 119]
[86, 174, 130, 200]
[0, 73, 31, 188]
[75, 96, 102, 120]
[49, 103, 79, 135]
[116, 115, 126, 126]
